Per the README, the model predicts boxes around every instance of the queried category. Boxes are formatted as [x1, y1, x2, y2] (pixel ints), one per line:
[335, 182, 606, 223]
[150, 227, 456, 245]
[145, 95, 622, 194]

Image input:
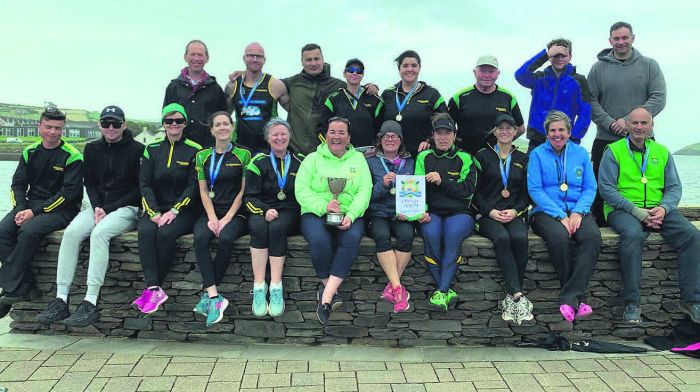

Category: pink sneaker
[576, 303, 593, 319]
[132, 289, 152, 311]
[141, 287, 168, 315]
[560, 304, 575, 323]
[393, 285, 410, 313]
[380, 282, 395, 303]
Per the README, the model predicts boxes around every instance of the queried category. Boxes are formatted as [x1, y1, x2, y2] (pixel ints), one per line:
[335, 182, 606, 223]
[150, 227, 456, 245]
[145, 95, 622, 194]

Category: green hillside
[675, 143, 700, 156]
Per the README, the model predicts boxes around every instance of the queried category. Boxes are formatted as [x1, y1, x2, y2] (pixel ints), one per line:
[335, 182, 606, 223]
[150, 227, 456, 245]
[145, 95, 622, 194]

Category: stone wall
[9, 208, 700, 346]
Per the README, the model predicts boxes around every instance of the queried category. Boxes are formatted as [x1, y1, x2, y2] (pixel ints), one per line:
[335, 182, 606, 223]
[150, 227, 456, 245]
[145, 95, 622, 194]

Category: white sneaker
[501, 295, 516, 322]
[513, 296, 534, 325]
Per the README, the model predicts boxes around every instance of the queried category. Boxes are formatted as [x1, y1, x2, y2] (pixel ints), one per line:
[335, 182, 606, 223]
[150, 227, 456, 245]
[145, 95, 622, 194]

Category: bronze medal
[395, 113, 403, 122]
[501, 189, 510, 198]
[560, 183, 568, 192]
[277, 191, 286, 201]
[641, 176, 648, 184]
[208, 191, 215, 199]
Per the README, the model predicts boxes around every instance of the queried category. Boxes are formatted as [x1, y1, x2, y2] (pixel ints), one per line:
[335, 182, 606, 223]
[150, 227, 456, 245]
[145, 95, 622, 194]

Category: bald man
[599, 107, 700, 325]
[225, 42, 289, 153]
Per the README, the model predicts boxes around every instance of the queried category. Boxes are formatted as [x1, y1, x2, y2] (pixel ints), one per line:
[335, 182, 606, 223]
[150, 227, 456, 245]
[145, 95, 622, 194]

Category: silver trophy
[326, 177, 347, 226]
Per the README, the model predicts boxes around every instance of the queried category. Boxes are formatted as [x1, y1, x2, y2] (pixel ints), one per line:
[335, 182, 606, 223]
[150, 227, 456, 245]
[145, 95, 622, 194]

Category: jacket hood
[596, 47, 642, 65]
[317, 142, 357, 161]
[300, 63, 333, 81]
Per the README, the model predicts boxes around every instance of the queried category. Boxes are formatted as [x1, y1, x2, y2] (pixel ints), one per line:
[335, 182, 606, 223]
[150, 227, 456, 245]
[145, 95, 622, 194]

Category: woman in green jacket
[295, 117, 372, 325]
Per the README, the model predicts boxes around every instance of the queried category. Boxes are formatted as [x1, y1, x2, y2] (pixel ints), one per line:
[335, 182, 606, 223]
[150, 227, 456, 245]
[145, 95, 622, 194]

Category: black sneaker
[623, 303, 642, 324]
[35, 298, 70, 324]
[63, 301, 100, 327]
[0, 304, 10, 319]
[317, 301, 331, 325]
[679, 300, 700, 324]
[317, 287, 343, 311]
[0, 284, 40, 305]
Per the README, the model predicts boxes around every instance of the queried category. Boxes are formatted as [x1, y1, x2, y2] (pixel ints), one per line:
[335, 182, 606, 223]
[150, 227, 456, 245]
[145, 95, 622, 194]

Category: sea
[0, 156, 699, 215]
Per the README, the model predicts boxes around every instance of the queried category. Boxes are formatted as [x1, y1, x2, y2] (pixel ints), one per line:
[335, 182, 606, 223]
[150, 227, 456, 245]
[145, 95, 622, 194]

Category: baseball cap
[475, 55, 499, 68]
[431, 117, 456, 133]
[494, 113, 516, 127]
[378, 120, 403, 140]
[345, 58, 365, 70]
[100, 106, 125, 121]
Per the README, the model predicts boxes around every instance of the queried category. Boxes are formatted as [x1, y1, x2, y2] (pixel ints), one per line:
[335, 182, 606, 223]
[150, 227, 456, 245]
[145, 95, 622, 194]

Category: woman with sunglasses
[528, 111, 601, 323]
[295, 116, 372, 325]
[366, 120, 415, 313]
[379, 50, 448, 158]
[245, 118, 304, 318]
[474, 114, 532, 325]
[318, 59, 383, 150]
[132, 103, 202, 315]
[415, 113, 477, 312]
[192, 111, 252, 326]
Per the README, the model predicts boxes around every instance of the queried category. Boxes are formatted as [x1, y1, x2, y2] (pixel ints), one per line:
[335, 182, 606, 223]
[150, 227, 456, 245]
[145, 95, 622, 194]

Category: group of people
[0, 20, 698, 331]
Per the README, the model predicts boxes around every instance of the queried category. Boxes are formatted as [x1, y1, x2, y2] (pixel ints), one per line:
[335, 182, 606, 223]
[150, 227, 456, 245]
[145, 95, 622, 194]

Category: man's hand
[547, 44, 569, 60]
[418, 141, 431, 152]
[14, 209, 34, 226]
[611, 118, 628, 135]
[150, 214, 162, 225]
[94, 207, 107, 225]
[425, 172, 441, 185]
[647, 206, 666, 228]
[158, 211, 176, 227]
[265, 209, 279, 222]
[365, 83, 379, 95]
[229, 70, 244, 83]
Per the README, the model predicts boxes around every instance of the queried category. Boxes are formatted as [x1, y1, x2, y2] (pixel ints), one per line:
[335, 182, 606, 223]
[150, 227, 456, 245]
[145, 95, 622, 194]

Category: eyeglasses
[163, 118, 187, 125]
[345, 66, 364, 75]
[245, 53, 265, 60]
[100, 120, 123, 129]
[42, 106, 66, 121]
[382, 134, 400, 141]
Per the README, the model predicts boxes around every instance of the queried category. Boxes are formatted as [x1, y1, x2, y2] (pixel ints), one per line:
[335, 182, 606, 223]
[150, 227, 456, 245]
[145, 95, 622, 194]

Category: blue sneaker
[251, 283, 268, 317]
[268, 284, 285, 317]
[193, 293, 209, 316]
[206, 295, 229, 327]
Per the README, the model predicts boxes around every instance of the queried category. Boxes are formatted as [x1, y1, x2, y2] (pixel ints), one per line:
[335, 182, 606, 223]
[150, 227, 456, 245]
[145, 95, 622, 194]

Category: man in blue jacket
[516, 38, 592, 153]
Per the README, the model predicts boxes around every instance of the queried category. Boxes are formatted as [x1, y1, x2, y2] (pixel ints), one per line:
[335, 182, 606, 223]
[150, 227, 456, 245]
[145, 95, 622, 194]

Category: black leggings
[367, 216, 415, 253]
[248, 210, 299, 257]
[477, 216, 528, 294]
[194, 213, 248, 287]
[138, 208, 199, 287]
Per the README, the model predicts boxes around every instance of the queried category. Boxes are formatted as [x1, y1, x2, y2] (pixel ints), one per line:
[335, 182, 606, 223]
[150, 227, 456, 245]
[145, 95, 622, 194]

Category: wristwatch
[170, 207, 180, 216]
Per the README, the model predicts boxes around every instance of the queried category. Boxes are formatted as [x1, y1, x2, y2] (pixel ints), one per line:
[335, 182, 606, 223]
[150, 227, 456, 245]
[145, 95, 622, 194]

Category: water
[0, 155, 699, 216]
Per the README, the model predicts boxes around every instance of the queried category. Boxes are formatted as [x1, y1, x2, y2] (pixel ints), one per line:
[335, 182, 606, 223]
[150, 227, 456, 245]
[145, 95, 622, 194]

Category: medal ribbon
[270, 150, 291, 190]
[625, 137, 650, 178]
[209, 144, 232, 192]
[343, 87, 364, 111]
[495, 145, 512, 189]
[379, 156, 406, 188]
[395, 82, 419, 114]
[555, 143, 568, 185]
[239, 73, 265, 109]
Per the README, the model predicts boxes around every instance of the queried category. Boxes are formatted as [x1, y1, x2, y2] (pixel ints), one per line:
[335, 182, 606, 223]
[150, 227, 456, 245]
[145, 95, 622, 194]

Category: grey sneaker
[513, 296, 534, 325]
[679, 300, 700, 324]
[36, 298, 70, 324]
[63, 301, 101, 328]
[501, 295, 516, 322]
[623, 303, 642, 324]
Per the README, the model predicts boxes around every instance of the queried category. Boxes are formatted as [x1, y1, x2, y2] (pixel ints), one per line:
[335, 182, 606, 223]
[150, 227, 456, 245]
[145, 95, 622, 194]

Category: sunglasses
[163, 118, 187, 125]
[100, 120, 123, 129]
[345, 66, 364, 75]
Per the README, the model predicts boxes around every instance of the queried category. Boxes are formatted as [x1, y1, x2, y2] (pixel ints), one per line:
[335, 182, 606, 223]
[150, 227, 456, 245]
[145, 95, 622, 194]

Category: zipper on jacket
[167, 141, 174, 168]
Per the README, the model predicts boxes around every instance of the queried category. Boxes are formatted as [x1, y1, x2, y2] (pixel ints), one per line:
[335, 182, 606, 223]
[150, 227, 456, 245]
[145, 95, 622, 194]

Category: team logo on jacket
[574, 166, 583, 178]
[496, 107, 507, 112]
[52, 165, 64, 171]
[651, 156, 659, 165]
[417, 99, 430, 104]
[176, 161, 189, 166]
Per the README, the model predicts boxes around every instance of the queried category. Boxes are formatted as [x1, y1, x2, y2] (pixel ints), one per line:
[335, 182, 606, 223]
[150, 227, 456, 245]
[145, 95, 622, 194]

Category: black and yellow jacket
[317, 87, 383, 148]
[415, 145, 477, 215]
[140, 137, 201, 217]
[195, 144, 252, 216]
[474, 143, 529, 217]
[244, 151, 304, 215]
[11, 140, 83, 215]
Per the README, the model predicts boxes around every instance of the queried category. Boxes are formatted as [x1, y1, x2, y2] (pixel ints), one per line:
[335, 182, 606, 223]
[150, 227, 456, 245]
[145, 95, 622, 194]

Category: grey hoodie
[587, 48, 666, 141]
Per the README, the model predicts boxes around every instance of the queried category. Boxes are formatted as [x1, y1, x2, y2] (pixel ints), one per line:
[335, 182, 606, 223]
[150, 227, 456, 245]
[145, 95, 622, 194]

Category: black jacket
[318, 87, 383, 148]
[140, 137, 202, 217]
[84, 130, 144, 214]
[415, 145, 477, 215]
[163, 74, 227, 148]
[244, 151, 304, 215]
[474, 144, 529, 216]
[11, 140, 83, 216]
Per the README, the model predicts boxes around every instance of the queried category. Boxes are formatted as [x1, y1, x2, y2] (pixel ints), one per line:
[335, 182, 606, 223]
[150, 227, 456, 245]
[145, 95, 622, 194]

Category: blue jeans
[300, 214, 364, 279]
[608, 209, 700, 304]
[421, 213, 474, 291]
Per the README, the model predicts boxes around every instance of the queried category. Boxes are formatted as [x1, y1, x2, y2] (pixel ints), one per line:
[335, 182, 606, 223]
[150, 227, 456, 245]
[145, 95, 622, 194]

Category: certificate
[395, 175, 426, 221]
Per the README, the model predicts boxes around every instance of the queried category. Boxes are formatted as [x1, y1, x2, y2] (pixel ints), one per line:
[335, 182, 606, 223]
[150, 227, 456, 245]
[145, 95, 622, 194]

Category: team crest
[574, 166, 583, 178]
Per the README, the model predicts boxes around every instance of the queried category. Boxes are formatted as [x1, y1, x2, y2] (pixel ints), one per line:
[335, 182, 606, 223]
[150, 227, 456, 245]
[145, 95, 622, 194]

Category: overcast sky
[3, 0, 698, 152]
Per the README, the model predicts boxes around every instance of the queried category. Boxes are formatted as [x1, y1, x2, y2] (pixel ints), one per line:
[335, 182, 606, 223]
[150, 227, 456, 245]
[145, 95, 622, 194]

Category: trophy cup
[326, 177, 347, 226]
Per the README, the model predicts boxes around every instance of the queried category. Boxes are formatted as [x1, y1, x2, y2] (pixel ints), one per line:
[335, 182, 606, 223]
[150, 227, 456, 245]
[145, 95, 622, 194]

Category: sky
[3, 0, 699, 152]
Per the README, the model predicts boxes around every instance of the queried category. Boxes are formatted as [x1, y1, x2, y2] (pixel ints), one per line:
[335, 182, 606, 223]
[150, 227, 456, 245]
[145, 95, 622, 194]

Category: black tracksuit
[318, 87, 383, 148]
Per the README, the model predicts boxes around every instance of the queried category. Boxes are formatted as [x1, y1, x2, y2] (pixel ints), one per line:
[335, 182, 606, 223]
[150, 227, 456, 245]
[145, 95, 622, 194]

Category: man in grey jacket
[588, 21, 666, 224]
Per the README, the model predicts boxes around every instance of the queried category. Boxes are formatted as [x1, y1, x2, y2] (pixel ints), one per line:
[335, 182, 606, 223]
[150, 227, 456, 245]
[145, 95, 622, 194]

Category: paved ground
[0, 319, 698, 392]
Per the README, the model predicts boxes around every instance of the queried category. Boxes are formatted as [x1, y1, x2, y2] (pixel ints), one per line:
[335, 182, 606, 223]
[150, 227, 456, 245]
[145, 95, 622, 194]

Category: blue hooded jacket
[515, 50, 592, 142]
[528, 140, 596, 219]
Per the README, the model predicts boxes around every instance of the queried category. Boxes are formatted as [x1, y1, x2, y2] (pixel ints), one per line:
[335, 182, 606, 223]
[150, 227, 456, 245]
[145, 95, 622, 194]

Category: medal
[208, 144, 231, 199]
[553, 143, 569, 193]
[394, 82, 419, 124]
[495, 145, 512, 200]
[395, 114, 403, 122]
[270, 150, 292, 202]
[626, 137, 650, 186]
[641, 176, 648, 184]
[208, 191, 215, 199]
[277, 191, 286, 200]
[390, 187, 396, 195]
[560, 183, 568, 192]
[380, 155, 406, 197]
[501, 189, 510, 198]
[239, 73, 265, 115]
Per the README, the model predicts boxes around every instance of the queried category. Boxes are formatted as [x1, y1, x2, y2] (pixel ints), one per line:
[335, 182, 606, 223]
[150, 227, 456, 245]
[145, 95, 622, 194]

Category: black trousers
[591, 138, 617, 225]
[194, 213, 248, 287]
[530, 212, 601, 308]
[138, 208, 199, 287]
[0, 208, 74, 292]
[248, 210, 299, 257]
[477, 216, 529, 294]
[367, 217, 415, 253]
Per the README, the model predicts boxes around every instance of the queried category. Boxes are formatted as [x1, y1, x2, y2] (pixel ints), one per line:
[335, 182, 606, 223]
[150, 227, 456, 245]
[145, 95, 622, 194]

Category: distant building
[135, 126, 165, 145]
[0, 116, 100, 140]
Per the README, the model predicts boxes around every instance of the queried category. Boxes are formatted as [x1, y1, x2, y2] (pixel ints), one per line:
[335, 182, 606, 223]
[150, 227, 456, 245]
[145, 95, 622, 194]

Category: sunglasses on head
[163, 118, 187, 125]
[100, 119, 123, 129]
[345, 66, 364, 75]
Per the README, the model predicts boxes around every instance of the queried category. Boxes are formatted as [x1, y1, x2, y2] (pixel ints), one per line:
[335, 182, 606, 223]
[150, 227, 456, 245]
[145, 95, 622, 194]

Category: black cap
[100, 106, 125, 121]
[344, 58, 365, 70]
[378, 120, 403, 141]
[431, 117, 456, 133]
[494, 113, 516, 127]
